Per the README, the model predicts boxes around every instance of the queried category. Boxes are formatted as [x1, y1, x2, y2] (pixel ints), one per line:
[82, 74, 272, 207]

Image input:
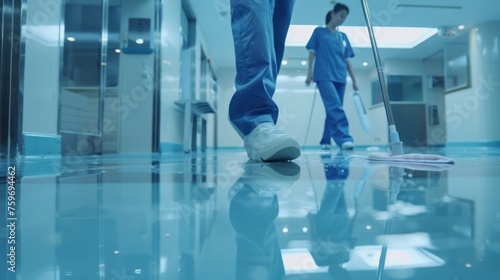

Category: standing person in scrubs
[305, 3, 358, 150]
[229, 0, 300, 162]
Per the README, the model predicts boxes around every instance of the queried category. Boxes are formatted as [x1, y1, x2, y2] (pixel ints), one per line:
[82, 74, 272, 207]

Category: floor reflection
[1, 147, 499, 279]
[229, 162, 300, 280]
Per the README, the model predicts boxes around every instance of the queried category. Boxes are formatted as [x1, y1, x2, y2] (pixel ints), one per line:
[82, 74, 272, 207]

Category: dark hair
[325, 3, 350, 25]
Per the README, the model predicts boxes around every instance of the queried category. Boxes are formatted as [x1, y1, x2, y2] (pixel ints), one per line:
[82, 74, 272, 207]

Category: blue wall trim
[446, 140, 500, 148]
[23, 133, 61, 157]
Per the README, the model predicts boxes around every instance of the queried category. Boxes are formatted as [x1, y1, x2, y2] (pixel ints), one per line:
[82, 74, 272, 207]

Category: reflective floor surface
[1, 146, 500, 280]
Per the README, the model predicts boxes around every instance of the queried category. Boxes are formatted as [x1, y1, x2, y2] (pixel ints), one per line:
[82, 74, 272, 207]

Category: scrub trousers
[228, 0, 295, 137]
[317, 81, 353, 146]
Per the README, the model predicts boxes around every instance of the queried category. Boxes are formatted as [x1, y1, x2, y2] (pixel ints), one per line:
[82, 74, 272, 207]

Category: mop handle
[360, 0, 396, 127]
[303, 85, 318, 149]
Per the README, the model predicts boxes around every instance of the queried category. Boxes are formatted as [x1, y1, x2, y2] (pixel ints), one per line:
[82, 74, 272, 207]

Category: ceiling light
[458, 25, 465, 30]
[282, 60, 288, 66]
[301, 60, 307, 66]
[67, 37, 75, 42]
[286, 25, 438, 49]
[362, 62, 368, 67]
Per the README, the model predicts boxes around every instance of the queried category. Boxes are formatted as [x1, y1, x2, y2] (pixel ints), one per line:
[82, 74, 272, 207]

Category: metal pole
[359, 0, 395, 126]
[303, 86, 318, 149]
[360, 0, 405, 156]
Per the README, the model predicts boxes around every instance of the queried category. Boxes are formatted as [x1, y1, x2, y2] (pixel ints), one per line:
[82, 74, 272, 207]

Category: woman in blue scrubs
[229, 0, 300, 162]
[306, 3, 358, 150]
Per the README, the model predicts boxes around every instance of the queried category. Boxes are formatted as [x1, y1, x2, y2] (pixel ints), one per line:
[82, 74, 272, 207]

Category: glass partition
[59, 0, 122, 155]
[61, 2, 121, 88]
[444, 43, 470, 93]
[371, 75, 423, 106]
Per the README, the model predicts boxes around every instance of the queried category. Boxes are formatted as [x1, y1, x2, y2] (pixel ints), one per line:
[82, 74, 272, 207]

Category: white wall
[215, 68, 241, 148]
[22, 0, 61, 136]
[445, 21, 500, 144]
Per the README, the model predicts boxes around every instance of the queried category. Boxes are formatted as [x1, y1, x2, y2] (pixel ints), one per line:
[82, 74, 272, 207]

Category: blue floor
[2, 146, 500, 279]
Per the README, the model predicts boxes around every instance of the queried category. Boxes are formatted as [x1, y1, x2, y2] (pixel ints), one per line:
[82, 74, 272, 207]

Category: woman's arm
[346, 59, 358, 91]
[306, 51, 315, 86]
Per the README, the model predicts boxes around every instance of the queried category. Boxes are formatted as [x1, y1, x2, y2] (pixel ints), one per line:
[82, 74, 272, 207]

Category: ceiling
[189, 0, 500, 71]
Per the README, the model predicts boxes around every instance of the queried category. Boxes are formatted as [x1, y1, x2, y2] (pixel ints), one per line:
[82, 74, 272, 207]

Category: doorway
[59, 0, 122, 156]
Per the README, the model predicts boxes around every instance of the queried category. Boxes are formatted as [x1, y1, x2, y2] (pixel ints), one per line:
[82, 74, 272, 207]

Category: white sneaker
[341, 141, 354, 150]
[321, 144, 331, 151]
[244, 123, 301, 162]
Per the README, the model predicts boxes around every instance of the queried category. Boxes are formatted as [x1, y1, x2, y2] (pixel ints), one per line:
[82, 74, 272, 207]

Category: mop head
[368, 152, 455, 165]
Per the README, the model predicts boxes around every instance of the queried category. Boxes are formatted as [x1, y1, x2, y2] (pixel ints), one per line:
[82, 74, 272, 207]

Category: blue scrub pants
[229, 0, 295, 137]
[317, 81, 353, 146]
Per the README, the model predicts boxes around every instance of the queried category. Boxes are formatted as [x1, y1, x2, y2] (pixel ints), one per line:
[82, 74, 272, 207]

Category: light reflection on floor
[1, 146, 500, 279]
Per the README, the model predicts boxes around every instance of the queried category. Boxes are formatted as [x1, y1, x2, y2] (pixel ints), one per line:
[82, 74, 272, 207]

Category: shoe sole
[244, 162, 301, 194]
[251, 139, 301, 162]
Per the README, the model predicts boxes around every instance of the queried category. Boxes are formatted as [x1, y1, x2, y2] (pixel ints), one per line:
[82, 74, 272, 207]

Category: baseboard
[23, 133, 61, 157]
[160, 142, 184, 153]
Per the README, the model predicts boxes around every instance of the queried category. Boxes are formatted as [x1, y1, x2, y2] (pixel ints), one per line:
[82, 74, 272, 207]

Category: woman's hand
[353, 81, 359, 91]
[305, 73, 313, 86]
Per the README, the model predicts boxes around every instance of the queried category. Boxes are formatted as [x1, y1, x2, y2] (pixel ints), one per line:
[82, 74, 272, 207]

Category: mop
[351, 91, 371, 133]
[359, 0, 455, 165]
[303, 87, 370, 149]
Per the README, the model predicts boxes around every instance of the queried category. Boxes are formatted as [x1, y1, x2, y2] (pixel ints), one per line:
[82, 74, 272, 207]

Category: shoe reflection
[309, 153, 355, 279]
[229, 162, 300, 280]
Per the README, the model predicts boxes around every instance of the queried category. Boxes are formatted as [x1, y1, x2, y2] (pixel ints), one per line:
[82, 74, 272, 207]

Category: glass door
[0, 0, 23, 159]
[59, 0, 122, 156]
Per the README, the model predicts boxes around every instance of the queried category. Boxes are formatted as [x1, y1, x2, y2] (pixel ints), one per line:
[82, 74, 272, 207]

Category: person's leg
[317, 82, 336, 146]
[229, 0, 299, 161]
[336, 82, 347, 104]
[273, 0, 295, 74]
[334, 82, 353, 148]
[229, 0, 278, 136]
[320, 119, 331, 146]
[316, 81, 353, 147]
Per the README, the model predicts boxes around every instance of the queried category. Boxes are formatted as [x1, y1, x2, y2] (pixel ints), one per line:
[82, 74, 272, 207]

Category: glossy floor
[1, 146, 500, 280]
